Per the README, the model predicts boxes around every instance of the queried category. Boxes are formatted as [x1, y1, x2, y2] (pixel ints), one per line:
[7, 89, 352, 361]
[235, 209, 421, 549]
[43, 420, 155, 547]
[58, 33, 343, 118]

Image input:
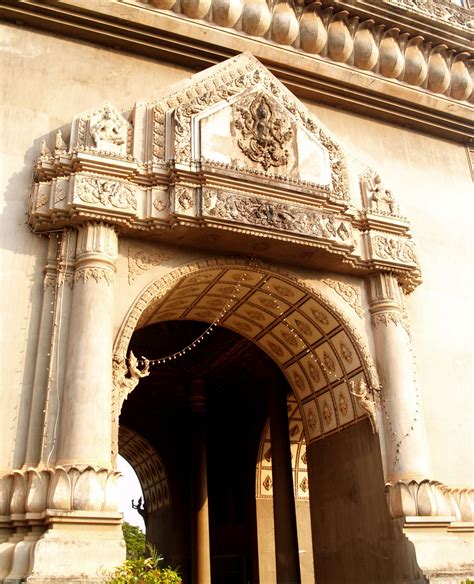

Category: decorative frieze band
[203, 188, 354, 247]
[74, 267, 115, 286]
[0, 466, 121, 516]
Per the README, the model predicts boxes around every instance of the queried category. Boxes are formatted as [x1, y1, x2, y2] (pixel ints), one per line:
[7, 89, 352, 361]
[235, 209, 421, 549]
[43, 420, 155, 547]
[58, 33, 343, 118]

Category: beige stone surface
[0, 22, 192, 472]
[304, 101, 473, 488]
[0, 14, 472, 582]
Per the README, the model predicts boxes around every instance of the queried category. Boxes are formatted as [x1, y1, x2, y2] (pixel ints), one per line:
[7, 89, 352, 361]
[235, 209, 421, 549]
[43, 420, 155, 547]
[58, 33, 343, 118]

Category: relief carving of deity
[90, 106, 127, 153]
[234, 93, 293, 171]
[364, 173, 399, 216]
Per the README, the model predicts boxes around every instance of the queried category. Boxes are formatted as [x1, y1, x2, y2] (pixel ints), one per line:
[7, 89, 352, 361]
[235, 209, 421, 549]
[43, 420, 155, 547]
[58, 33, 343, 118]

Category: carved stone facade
[0, 7, 472, 582]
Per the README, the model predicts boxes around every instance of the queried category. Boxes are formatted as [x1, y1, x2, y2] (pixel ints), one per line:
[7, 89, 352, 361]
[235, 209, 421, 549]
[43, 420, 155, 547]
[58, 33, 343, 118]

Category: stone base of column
[5, 511, 124, 583]
[400, 517, 474, 582]
[385, 479, 473, 521]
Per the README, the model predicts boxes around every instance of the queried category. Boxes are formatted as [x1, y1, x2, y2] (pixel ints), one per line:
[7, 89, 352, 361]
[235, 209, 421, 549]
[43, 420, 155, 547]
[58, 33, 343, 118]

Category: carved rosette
[385, 479, 474, 521]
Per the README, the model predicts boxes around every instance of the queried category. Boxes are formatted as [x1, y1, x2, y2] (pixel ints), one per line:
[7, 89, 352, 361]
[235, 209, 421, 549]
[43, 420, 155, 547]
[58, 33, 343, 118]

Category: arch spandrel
[29, 52, 421, 293]
[113, 259, 380, 453]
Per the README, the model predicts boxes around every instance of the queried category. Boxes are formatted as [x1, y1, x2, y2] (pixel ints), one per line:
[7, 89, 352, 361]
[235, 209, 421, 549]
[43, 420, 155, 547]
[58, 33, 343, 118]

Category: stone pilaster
[368, 273, 431, 484]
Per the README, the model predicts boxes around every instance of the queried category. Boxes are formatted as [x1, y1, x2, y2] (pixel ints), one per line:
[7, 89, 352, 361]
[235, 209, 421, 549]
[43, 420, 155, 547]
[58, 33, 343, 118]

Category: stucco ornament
[362, 172, 400, 216]
[350, 378, 378, 433]
[113, 351, 150, 409]
[29, 53, 422, 293]
[234, 92, 293, 170]
[75, 176, 137, 210]
[90, 105, 127, 152]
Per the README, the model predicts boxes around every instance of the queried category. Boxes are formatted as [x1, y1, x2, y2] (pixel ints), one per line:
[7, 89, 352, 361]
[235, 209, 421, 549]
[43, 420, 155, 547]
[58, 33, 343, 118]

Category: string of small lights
[378, 316, 421, 472]
[136, 267, 250, 367]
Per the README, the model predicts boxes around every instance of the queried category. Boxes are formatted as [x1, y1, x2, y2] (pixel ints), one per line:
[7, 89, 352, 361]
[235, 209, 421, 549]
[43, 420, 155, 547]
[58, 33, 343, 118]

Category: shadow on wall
[308, 418, 428, 584]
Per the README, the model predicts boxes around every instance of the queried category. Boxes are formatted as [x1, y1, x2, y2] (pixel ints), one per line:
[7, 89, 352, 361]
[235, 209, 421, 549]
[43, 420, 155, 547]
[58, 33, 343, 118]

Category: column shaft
[56, 222, 117, 468]
[191, 380, 211, 584]
[369, 273, 431, 482]
[267, 383, 301, 584]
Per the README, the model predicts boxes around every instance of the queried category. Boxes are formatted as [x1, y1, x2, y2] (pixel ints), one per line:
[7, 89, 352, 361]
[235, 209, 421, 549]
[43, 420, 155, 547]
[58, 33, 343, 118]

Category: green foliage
[122, 521, 146, 560]
[105, 542, 181, 584]
[461, 580, 474, 584]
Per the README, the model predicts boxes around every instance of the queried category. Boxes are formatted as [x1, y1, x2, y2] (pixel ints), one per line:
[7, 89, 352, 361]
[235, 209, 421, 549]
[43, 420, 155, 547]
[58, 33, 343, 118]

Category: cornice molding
[0, 0, 472, 143]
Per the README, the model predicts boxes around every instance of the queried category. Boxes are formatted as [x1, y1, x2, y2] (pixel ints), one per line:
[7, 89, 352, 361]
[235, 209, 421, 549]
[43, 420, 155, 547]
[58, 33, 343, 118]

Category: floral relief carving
[307, 408, 318, 431]
[176, 187, 193, 211]
[293, 370, 306, 392]
[205, 189, 353, 245]
[153, 196, 168, 212]
[371, 311, 404, 328]
[323, 351, 336, 374]
[128, 247, 171, 284]
[267, 340, 284, 358]
[340, 342, 353, 364]
[36, 189, 49, 209]
[281, 330, 298, 347]
[295, 318, 312, 336]
[75, 176, 137, 210]
[234, 92, 294, 171]
[74, 267, 115, 286]
[263, 475, 273, 491]
[311, 307, 329, 325]
[384, 0, 473, 31]
[54, 185, 66, 204]
[372, 235, 417, 264]
[338, 393, 349, 416]
[300, 476, 309, 493]
[322, 400, 333, 424]
[308, 361, 321, 383]
[322, 279, 364, 318]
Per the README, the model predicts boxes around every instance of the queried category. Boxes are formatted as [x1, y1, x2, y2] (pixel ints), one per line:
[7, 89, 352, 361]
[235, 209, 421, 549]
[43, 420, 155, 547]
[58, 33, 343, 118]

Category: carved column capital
[368, 272, 402, 312]
[74, 222, 118, 285]
[75, 222, 118, 264]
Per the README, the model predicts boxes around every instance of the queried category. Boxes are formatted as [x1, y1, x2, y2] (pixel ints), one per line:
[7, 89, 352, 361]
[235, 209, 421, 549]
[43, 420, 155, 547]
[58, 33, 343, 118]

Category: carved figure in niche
[350, 378, 377, 434]
[132, 497, 148, 526]
[365, 173, 399, 215]
[113, 351, 150, 406]
[234, 93, 293, 171]
[90, 106, 127, 152]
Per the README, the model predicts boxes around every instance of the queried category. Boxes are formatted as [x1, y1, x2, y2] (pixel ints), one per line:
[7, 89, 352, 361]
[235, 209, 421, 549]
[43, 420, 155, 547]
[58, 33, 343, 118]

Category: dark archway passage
[120, 320, 294, 584]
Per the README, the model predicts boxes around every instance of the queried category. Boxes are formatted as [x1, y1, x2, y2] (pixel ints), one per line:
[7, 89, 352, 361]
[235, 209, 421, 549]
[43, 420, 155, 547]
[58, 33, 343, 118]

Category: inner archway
[114, 260, 383, 584]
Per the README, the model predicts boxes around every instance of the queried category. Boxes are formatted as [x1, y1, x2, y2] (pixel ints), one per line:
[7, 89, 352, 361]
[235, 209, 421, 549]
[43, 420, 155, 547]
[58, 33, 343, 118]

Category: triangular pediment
[29, 53, 421, 292]
[150, 52, 348, 201]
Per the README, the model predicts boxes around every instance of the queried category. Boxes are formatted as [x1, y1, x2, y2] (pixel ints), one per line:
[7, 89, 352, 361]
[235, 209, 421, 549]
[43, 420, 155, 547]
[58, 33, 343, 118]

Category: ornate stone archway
[3, 51, 470, 584]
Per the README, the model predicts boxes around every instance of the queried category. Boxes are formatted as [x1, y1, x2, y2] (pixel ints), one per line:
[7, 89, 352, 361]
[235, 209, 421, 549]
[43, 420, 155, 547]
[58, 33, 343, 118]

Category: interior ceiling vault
[133, 265, 370, 442]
